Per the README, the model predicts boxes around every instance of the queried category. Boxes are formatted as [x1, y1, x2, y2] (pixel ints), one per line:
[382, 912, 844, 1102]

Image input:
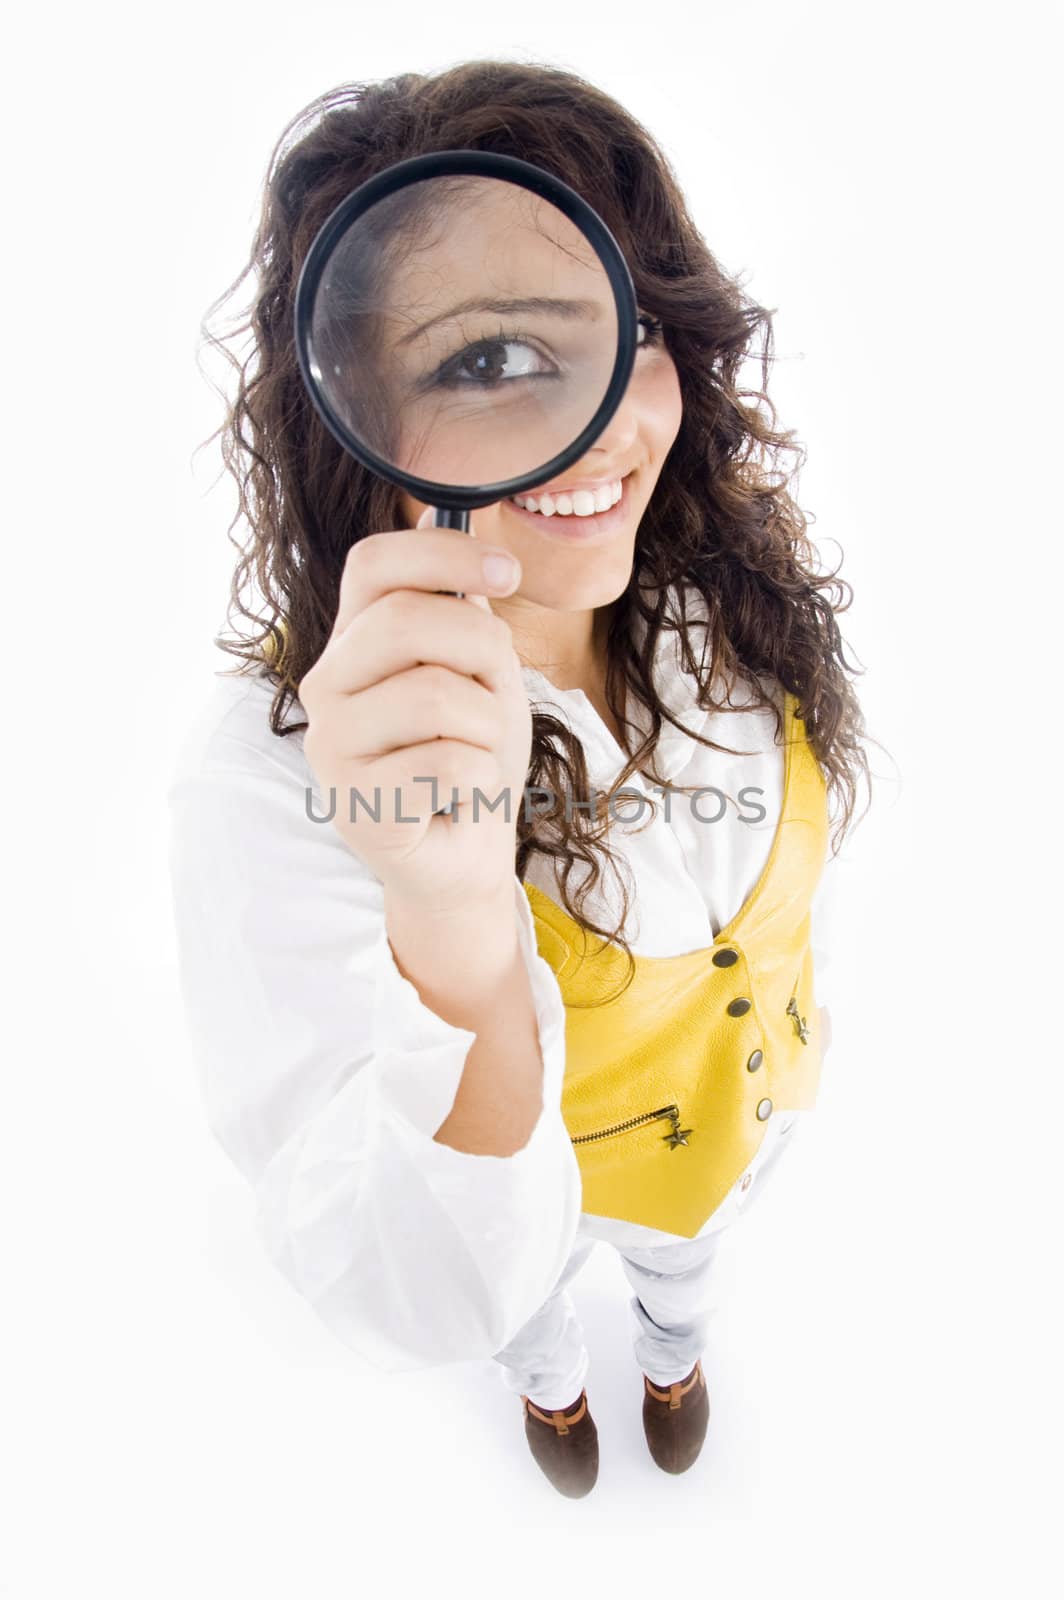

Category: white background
[5, 2, 1061, 1594]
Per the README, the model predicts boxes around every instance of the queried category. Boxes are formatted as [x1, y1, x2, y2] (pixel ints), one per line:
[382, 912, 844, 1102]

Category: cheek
[634, 354, 684, 461]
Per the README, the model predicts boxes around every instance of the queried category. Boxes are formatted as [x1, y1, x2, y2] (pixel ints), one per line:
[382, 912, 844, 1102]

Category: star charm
[663, 1124, 693, 1149]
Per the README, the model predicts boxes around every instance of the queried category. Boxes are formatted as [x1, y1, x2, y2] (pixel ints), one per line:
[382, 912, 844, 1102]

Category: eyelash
[432, 325, 546, 389]
[432, 313, 666, 389]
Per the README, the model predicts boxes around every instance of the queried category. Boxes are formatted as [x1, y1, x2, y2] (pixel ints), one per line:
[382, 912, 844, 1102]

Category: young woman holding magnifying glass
[169, 60, 873, 1499]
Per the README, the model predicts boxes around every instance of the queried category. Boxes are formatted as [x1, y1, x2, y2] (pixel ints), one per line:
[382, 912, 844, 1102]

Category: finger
[334, 664, 500, 762]
[357, 738, 505, 823]
[319, 589, 516, 698]
[448, 507, 490, 616]
[329, 506, 520, 641]
[420, 504, 498, 618]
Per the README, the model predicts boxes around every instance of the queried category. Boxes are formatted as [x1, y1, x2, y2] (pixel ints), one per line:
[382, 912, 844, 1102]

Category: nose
[578, 389, 641, 470]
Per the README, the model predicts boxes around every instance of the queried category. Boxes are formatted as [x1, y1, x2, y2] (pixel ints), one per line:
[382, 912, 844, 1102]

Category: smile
[509, 476, 626, 518]
[504, 471, 635, 542]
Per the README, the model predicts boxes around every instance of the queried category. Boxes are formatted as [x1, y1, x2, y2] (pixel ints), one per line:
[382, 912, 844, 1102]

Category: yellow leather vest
[521, 690, 829, 1239]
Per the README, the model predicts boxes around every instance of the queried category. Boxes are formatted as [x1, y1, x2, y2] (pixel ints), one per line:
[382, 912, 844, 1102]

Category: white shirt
[166, 583, 837, 1372]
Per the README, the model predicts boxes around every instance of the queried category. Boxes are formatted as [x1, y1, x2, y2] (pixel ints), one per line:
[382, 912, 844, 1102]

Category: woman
[168, 59, 871, 1499]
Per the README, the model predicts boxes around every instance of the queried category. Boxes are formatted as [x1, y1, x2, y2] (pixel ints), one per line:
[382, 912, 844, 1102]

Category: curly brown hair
[196, 59, 875, 997]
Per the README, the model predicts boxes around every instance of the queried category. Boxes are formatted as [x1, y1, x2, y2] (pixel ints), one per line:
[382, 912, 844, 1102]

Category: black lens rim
[293, 149, 639, 511]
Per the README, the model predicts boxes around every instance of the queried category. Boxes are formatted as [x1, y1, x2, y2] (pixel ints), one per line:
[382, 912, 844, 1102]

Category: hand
[298, 508, 532, 911]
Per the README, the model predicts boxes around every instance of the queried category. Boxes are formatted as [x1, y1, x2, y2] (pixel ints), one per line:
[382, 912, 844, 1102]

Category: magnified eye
[432, 328, 559, 390]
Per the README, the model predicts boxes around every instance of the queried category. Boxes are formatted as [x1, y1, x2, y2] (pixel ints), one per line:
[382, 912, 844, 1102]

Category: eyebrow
[395, 296, 601, 348]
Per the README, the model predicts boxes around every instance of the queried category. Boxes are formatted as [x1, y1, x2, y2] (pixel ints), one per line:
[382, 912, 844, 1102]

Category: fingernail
[482, 552, 519, 592]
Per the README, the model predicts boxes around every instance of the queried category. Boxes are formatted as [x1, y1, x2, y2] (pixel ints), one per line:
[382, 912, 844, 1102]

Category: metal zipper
[783, 948, 813, 1043]
[785, 994, 810, 1044]
[570, 1102, 693, 1150]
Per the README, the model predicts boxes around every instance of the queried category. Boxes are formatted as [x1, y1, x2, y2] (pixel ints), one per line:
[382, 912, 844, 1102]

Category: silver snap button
[755, 1097, 773, 1121]
[746, 1049, 763, 1073]
[712, 947, 739, 968]
[727, 998, 752, 1018]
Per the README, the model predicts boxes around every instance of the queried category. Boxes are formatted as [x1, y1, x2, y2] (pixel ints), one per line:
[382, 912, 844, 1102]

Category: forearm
[384, 883, 546, 1157]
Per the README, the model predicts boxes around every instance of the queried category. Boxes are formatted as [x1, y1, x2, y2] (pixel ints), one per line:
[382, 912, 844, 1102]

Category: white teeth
[511, 477, 625, 517]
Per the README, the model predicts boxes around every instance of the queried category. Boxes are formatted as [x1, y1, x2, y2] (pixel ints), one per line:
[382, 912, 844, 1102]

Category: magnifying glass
[293, 150, 637, 815]
[293, 148, 639, 601]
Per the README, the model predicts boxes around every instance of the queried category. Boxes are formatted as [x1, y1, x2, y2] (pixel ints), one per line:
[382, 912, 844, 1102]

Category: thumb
[418, 503, 497, 613]
[460, 507, 493, 613]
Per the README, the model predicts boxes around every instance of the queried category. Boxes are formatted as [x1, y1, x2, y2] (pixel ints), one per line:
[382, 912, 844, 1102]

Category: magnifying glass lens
[304, 174, 620, 490]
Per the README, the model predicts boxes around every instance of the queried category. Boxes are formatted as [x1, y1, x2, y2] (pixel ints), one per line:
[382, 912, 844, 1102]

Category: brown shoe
[521, 1389, 599, 1498]
[641, 1360, 710, 1474]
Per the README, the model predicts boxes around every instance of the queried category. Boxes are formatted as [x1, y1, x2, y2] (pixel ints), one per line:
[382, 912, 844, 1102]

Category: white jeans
[491, 1112, 800, 1409]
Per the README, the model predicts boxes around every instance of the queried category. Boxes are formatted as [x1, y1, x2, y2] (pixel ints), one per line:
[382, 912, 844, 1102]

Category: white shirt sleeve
[166, 676, 582, 1372]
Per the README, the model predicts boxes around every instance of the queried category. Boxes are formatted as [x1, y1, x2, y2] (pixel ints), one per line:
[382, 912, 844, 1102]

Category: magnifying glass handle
[433, 505, 471, 601]
[430, 505, 473, 819]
